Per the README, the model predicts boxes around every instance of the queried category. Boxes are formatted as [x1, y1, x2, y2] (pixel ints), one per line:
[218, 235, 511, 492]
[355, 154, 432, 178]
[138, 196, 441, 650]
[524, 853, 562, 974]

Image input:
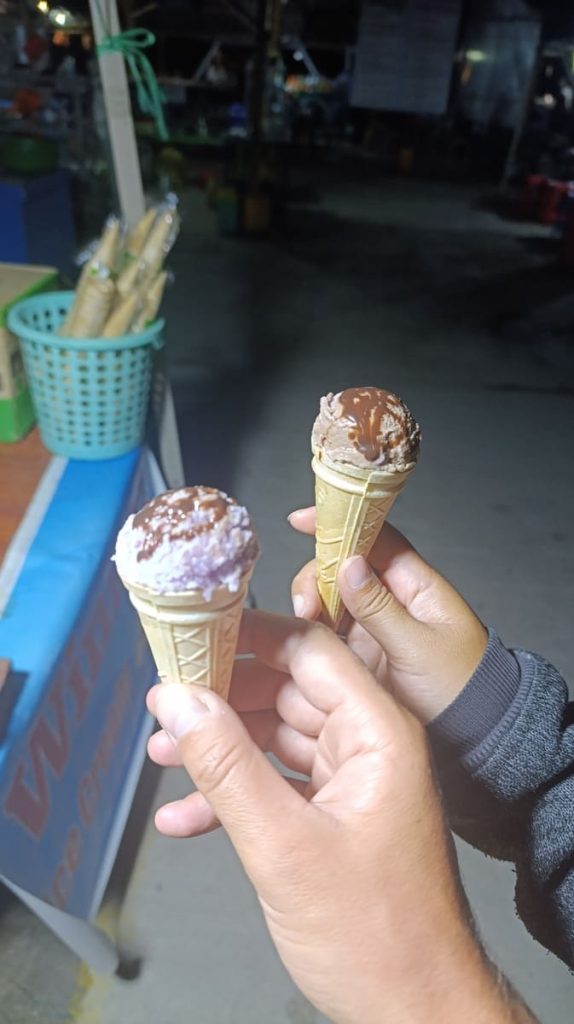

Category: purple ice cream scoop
[114, 486, 260, 599]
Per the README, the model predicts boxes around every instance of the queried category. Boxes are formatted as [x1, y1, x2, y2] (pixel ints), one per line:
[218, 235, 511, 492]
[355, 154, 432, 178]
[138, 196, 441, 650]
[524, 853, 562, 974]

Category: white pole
[88, 0, 145, 227]
[88, 0, 185, 487]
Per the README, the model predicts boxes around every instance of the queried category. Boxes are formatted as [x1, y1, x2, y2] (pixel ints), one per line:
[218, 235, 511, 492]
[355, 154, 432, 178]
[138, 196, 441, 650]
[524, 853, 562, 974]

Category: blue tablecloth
[0, 448, 159, 919]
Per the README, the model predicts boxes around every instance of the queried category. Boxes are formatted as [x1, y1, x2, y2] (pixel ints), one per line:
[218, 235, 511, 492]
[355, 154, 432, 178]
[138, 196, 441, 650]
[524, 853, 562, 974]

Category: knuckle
[356, 582, 394, 622]
[191, 734, 246, 795]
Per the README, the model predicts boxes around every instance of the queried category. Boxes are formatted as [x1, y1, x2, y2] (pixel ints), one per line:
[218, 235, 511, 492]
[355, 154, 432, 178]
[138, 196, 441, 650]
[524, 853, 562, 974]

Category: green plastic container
[0, 263, 58, 442]
[0, 137, 59, 175]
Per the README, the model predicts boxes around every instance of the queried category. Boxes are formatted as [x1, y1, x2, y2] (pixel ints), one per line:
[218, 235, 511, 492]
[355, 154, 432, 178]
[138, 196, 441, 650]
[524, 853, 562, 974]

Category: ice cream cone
[312, 452, 413, 630]
[120, 572, 252, 698]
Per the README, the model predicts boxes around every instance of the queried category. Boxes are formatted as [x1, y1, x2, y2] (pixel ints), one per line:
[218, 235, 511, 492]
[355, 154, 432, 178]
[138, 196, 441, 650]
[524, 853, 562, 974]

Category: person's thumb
[154, 683, 302, 876]
[338, 556, 420, 656]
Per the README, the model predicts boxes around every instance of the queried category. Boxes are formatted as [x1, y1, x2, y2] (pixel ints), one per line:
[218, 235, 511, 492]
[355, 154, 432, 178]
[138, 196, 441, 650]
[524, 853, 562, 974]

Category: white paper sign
[351, 0, 462, 116]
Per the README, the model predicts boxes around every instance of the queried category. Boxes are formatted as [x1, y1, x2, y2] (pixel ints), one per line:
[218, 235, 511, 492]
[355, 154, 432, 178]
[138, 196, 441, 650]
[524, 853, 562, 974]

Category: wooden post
[88, 0, 145, 227]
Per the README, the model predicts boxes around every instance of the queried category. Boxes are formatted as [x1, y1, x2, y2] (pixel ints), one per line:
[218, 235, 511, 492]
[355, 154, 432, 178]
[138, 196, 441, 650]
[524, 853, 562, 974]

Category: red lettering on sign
[81, 625, 102, 686]
[65, 826, 81, 873]
[3, 687, 69, 838]
[50, 825, 83, 910]
[78, 771, 98, 828]
[52, 668, 134, 909]
[98, 569, 116, 632]
[66, 654, 92, 723]
[51, 863, 69, 909]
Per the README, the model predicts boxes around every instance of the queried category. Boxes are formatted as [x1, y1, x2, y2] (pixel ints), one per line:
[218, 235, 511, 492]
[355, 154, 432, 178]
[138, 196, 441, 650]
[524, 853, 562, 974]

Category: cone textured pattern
[124, 576, 251, 701]
[313, 458, 411, 630]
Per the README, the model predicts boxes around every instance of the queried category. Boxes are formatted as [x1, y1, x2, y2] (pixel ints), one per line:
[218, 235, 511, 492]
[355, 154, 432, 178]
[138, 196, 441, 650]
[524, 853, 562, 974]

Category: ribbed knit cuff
[428, 628, 521, 758]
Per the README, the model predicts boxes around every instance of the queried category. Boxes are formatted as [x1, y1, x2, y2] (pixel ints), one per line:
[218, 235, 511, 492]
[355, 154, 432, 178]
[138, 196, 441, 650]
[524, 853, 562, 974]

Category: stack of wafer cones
[312, 451, 413, 630]
[60, 202, 177, 340]
[120, 572, 253, 699]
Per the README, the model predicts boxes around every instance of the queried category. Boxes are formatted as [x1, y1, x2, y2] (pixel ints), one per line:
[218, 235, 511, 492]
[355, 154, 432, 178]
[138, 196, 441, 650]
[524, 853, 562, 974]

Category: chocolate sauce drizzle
[134, 486, 233, 562]
[338, 387, 417, 463]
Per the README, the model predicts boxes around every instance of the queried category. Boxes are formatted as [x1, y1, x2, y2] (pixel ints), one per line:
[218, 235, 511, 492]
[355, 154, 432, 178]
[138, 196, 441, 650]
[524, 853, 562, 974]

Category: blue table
[0, 447, 162, 970]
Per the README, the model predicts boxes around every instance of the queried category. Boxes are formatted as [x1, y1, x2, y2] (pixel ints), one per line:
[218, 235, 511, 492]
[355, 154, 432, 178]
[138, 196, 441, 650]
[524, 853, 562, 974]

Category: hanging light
[48, 6, 90, 31]
[49, 6, 69, 25]
[465, 50, 487, 63]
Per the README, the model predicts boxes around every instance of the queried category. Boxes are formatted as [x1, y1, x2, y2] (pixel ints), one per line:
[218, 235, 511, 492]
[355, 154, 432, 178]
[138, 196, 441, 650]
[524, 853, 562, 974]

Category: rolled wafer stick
[94, 217, 121, 273]
[102, 292, 141, 337]
[139, 207, 180, 280]
[65, 277, 116, 338]
[123, 207, 157, 262]
[115, 257, 143, 303]
[131, 271, 167, 332]
[60, 217, 121, 336]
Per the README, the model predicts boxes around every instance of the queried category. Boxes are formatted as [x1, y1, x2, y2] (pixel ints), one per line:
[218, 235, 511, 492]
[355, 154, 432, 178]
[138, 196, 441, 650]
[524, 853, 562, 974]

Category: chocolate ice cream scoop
[312, 387, 421, 472]
[114, 486, 260, 599]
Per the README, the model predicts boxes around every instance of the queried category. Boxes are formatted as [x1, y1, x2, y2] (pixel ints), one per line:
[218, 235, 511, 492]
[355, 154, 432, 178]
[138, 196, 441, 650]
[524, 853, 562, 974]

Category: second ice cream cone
[123, 573, 252, 698]
[313, 453, 412, 630]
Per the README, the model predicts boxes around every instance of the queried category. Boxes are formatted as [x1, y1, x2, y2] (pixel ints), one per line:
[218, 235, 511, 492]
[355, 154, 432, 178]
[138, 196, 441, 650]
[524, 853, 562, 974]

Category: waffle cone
[312, 453, 413, 630]
[120, 573, 252, 699]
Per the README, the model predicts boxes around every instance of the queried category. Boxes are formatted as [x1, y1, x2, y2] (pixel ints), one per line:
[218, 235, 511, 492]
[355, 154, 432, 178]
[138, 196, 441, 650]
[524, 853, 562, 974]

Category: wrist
[339, 921, 532, 1024]
[428, 629, 522, 758]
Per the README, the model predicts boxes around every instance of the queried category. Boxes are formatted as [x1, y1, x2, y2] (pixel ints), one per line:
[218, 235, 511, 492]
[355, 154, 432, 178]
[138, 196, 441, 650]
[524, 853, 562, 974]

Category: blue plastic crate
[0, 171, 75, 273]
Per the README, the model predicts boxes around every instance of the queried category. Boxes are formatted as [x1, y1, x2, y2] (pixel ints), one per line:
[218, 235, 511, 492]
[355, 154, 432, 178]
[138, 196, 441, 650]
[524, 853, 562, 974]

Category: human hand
[289, 507, 488, 723]
[147, 613, 526, 1024]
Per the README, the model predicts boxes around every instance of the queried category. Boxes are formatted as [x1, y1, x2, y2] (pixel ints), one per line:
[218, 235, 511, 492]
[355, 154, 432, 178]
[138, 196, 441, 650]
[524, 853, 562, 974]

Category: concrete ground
[2, 170, 574, 1023]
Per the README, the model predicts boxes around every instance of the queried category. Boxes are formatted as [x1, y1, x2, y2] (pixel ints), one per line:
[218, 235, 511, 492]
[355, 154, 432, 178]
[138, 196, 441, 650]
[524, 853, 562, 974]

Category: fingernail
[293, 593, 306, 617]
[287, 510, 301, 524]
[343, 556, 372, 590]
[156, 685, 211, 742]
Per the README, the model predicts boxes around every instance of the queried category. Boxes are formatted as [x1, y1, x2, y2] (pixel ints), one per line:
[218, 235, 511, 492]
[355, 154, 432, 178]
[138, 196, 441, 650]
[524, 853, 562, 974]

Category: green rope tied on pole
[97, 27, 169, 141]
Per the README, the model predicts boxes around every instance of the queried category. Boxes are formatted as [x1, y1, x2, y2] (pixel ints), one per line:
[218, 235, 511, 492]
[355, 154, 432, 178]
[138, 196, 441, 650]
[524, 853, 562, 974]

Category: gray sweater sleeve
[428, 629, 574, 968]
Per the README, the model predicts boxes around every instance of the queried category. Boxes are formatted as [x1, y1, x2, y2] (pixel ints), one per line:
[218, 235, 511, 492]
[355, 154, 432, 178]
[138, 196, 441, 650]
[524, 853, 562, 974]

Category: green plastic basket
[7, 291, 164, 460]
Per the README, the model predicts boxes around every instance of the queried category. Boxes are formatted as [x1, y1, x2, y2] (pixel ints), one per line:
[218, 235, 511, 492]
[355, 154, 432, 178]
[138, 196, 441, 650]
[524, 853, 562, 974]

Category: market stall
[0, 443, 161, 970]
[0, 184, 181, 963]
[0, 0, 183, 969]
